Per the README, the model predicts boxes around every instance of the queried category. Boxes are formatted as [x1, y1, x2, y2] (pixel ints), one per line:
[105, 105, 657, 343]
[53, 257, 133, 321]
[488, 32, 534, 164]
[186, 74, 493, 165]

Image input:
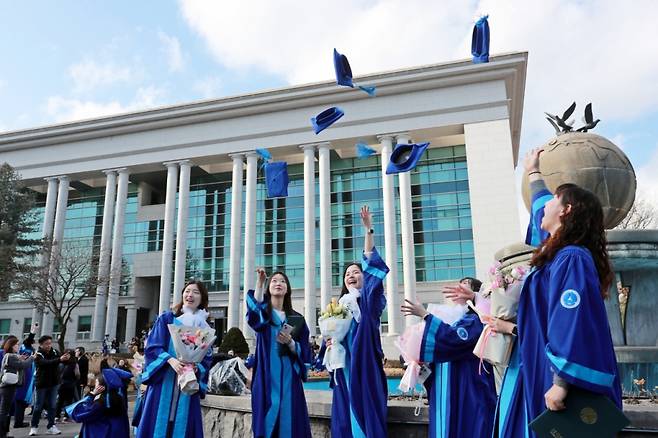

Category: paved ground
[8, 396, 137, 438]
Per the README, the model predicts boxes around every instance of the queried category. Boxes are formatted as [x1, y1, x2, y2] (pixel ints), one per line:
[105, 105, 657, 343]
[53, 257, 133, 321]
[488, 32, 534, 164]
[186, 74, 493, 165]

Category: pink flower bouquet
[167, 324, 216, 395]
[395, 322, 425, 393]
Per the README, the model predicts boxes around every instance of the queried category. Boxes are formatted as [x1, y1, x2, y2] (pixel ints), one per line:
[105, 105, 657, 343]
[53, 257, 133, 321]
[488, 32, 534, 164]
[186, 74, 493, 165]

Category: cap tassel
[357, 85, 376, 97]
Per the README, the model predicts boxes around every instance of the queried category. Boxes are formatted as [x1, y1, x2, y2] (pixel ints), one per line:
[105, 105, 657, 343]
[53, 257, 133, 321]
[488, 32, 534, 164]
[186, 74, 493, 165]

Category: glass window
[22, 318, 32, 336]
[0, 319, 10, 339]
[77, 315, 92, 340]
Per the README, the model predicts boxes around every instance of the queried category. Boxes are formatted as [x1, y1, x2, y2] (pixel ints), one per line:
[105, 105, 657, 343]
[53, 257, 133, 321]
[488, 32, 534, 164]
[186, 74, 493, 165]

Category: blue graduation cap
[471, 15, 490, 64]
[265, 161, 289, 198]
[311, 107, 344, 134]
[356, 142, 376, 158]
[333, 49, 376, 96]
[102, 367, 133, 390]
[385, 142, 430, 174]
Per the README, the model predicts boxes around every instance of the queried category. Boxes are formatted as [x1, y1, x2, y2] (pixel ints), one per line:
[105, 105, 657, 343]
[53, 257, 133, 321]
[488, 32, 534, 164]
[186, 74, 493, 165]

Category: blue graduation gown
[136, 311, 213, 438]
[518, 246, 622, 426]
[497, 188, 622, 437]
[14, 344, 35, 405]
[68, 395, 130, 438]
[420, 313, 497, 438]
[329, 247, 389, 438]
[246, 290, 312, 438]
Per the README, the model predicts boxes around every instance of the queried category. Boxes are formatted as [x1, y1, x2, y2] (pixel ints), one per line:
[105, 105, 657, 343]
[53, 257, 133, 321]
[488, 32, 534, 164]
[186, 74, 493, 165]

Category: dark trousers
[13, 399, 27, 427]
[55, 383, 75, 419]
[30, 386, 58, 429]
[0, 385, 17, 438]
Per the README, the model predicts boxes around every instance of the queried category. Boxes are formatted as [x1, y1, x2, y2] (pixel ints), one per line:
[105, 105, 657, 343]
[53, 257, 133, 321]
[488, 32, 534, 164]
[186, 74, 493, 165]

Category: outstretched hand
[442, 284, 475, 303]
[523, 147, 543, 173]
[256, 267, 267, 289]
[360, 205, 372, 230]
[401, 299, 429, 319]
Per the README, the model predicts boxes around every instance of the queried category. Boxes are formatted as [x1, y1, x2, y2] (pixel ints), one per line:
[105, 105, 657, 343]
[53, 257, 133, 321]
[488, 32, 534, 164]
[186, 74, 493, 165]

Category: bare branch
[615, 197, 658, 230]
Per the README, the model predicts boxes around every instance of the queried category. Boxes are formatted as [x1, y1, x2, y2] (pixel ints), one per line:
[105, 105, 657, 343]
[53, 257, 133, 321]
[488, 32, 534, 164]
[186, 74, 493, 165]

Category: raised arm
[361, 205, 374, 256]
[255, 267, 267, 302]
[524, 147, 552, 246]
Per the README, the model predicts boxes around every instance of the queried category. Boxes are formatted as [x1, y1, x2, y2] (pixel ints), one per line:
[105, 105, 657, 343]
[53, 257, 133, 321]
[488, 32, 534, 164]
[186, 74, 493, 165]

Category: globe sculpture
[521, 131, 636, 229]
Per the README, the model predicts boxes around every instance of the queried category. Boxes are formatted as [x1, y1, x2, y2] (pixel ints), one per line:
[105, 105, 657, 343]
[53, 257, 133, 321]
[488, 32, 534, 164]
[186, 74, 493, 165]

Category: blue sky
[1, 0, 657, 210]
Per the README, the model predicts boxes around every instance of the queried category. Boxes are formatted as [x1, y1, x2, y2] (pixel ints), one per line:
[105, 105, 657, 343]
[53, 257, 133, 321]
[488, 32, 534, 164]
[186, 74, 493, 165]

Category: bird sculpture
[576, 103, 601, 132]
[545, 102, 576, 134]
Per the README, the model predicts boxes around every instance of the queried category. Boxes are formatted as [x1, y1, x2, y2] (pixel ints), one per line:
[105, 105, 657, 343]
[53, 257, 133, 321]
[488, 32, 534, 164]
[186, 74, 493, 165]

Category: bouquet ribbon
[397, 348, 421, 393]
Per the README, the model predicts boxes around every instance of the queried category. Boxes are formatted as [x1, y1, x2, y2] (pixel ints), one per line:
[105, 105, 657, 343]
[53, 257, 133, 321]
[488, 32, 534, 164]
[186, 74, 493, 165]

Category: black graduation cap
[471, 15, 490, 64]
[264, 161, 289, 198]
[385, 142, 430, 174]
[333, 49, 376, 96]
[311, 107, 345, 134]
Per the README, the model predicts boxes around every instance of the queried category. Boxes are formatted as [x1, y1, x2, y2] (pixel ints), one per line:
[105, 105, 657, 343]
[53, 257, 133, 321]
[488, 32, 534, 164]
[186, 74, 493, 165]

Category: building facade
[0, 53, 527, 353]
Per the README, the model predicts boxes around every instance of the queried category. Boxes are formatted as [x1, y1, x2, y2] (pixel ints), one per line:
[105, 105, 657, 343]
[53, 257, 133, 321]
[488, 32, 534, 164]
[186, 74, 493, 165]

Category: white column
[242, 152, 258, 338]
[318, 142, 332, 312]
[92, 170, 117, 341]
[158, 162, 179, 314]
[301, 144, 317, 334]
[173, 161, 192, 304]
[464, 120, 521, 278]
[396, 133, 418, 327]
[125, 306, 137, 341]
[227, 155, 244, 329]
[105, 169, 129, 340]
[42, 176, 70, 334]
[379, 135, 401, 335]
[33, 177, 58, 336]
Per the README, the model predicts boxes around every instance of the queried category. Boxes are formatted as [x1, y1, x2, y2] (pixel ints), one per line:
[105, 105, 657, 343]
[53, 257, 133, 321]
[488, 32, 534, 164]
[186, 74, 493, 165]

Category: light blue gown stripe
[442, 362, 451, 438]
[545, 345, 615, 388]
[361, 259, 387, 280]
[154, 340, 176, 437]
[532, 194, 553, 215]
[279, 358, 293, 437]
[422, 316, 441, 362]
[265, 312, 284, 438]
[141, 351, 171, 381]
[342, 322, 365, 438]
[498, 345, 521, 437]
[172, 392, 191, 437]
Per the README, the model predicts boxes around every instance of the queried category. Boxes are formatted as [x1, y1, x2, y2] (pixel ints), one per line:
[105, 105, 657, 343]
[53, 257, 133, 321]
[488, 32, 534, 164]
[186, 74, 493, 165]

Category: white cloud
[158, 31, 184, 72]
[635, 143, 658, 202]
[69, 60, 136, 93]
[193, 75, 222, 99]
[45, 86, 167, 123]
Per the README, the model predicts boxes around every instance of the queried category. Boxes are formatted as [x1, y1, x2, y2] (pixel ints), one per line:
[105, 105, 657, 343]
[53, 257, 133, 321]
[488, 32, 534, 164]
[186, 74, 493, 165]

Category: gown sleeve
[67, 396, 105, 423]
[544, 247, 618, 394]
[141, 312, 175, 384]
[525, 182, 553, 246]
[419, 314, 483, 363]
[246, 289, 271, 332]
[288, 321, 312, 382]
[360, 246, 389, 318]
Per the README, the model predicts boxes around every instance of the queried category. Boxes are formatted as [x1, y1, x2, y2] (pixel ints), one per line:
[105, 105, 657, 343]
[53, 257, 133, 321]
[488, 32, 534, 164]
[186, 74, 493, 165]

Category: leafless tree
[15, 240, 103, 351]
[615, 197, 658, 230]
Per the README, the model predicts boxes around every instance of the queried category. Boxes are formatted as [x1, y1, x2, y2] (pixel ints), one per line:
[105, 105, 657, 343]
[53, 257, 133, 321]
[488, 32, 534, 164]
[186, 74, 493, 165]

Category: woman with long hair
[0, 337, 33, 438]
[247, 268, 312, 438]
[492, 148, 621, 437]
[325, 205, 389, 437]
[66, 368, 132, 437]
[135, 280, 214, 438]
[56, 349, 79, 422]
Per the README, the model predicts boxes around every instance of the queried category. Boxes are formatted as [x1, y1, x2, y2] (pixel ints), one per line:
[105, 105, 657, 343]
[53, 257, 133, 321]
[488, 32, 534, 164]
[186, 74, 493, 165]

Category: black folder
[529, 387, 630, 438]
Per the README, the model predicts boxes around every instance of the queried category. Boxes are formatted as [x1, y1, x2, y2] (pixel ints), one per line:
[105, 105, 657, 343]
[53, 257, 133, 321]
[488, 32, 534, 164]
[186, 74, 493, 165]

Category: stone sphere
[521, 132, 636, 229]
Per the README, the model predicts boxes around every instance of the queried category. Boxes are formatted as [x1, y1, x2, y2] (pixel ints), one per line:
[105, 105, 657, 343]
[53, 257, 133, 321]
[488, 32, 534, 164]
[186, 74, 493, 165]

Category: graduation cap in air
[256, 149, 289, 198]
[385, 142, 430, 174]
[471, 15, 490, 64]
[311, 107, 345, 134]
[355, 142, 376, 158]
[333, 49, 377, 96]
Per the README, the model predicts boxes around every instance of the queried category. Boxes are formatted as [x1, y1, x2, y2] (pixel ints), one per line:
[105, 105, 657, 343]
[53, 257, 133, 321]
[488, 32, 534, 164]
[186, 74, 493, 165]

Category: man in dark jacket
[74, 347, 88, 400]
[29, 335, 69, 436]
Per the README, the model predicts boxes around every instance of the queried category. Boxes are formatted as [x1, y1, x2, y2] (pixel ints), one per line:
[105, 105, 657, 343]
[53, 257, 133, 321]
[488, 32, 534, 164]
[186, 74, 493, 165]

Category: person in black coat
[75, 347, 89, 400]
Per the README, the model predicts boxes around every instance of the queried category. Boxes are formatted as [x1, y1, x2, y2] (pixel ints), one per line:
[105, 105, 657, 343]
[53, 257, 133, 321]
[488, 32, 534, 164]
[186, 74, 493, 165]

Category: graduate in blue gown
[247, 269, 312, 438]
[493, 148, 621, 437]
[66, 367, 132, 437]
[12, 332, 36, 428]
[136, 281, 214, 438]
[325, 205, 389, 438]
[401, 293, 497, 437]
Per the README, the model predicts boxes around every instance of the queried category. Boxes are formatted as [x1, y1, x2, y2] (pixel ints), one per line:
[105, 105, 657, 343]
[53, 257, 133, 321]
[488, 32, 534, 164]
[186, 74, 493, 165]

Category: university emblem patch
[457, 327, 468, 340]
[560, 289, 581, 309]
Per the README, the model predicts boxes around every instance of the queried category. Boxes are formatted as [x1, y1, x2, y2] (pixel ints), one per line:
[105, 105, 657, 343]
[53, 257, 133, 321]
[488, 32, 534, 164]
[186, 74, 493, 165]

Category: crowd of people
[0, 149, 623, 437]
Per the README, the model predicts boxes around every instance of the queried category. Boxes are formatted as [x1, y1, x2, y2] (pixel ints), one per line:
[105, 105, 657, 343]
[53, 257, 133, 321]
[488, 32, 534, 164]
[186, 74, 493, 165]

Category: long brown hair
[264, 271, 294, 315]
[172, 280, 209, 316]
[3, 337, 18, 353]
[530, 184, 614, 298]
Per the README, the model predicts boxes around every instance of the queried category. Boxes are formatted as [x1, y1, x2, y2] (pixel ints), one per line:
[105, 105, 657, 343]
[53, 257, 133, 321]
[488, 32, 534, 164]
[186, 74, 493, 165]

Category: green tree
[218, 327, 249, 357]
[0, 163, 41, 301]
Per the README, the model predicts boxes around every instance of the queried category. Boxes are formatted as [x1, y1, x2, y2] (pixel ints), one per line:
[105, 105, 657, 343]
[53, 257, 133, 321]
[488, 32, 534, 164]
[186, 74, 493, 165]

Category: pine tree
[0, 163, 41, 301]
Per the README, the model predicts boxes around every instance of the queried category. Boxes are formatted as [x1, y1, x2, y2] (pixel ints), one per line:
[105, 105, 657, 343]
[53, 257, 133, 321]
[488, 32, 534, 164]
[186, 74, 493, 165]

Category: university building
[0, 52, 526, 353]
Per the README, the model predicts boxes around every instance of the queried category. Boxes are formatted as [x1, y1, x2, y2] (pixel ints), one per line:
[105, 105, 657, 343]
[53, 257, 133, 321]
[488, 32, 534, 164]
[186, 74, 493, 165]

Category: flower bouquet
[473, 262, 529, 369]
[167, 324, 217, 395]
[318, 298, 353, 373]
